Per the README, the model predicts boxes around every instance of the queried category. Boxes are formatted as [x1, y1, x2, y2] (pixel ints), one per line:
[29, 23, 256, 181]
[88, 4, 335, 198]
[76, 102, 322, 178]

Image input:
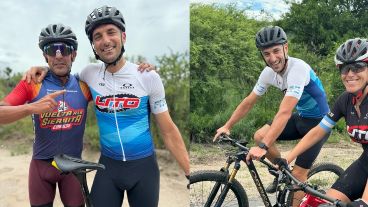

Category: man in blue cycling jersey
[0, 23, 90, 207]
[214, 26, 329, 206]
[23, 5, 190, 207]
[82, 6, 190, 207]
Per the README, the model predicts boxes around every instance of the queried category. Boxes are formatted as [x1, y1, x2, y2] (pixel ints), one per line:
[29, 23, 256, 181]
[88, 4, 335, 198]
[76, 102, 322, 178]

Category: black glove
[274, 158, 289, 170]
[347, 200, 368, 207]
[186, 175, 190, 189]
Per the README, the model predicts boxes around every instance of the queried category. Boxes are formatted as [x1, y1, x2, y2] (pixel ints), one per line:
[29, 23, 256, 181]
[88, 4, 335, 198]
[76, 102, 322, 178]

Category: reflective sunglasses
[43, 43, 74, 57]
[339, 62, 368, 75]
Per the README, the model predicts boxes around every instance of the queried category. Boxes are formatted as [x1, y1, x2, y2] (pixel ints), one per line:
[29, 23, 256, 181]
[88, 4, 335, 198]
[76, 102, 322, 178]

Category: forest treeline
[2, 0, 367, 148]
[190, 0, 368, 142]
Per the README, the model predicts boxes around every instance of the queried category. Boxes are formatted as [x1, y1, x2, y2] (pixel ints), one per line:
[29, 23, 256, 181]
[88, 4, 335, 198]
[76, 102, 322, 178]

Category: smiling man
[80, 5, 190, 207]
[0, 24, 91, 207]
[214, 26, 330, 206]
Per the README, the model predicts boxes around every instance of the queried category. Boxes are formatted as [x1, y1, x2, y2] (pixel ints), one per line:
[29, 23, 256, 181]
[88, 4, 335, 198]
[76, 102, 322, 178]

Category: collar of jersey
[45, 70, 72, 87]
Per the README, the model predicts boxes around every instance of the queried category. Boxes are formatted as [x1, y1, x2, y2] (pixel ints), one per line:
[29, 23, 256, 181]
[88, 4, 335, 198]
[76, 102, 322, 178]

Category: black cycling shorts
[332, 146, 368, 201]
[268, 113, 328, 169]
[90, 154, 160, 207]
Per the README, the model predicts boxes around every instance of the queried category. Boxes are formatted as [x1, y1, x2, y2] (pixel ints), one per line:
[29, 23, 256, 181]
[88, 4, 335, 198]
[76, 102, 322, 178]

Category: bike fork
[205, 160, 240, 207]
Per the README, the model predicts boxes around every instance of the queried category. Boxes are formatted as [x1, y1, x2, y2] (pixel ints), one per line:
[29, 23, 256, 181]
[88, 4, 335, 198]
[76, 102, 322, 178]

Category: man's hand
[28, 90, 65, 114]
[213, 126, 230, 142]
[137, 63, 156, 73]
[246, 146, 267, 163]
[21, 66, 48, 84]
[273, 158, 289, 170]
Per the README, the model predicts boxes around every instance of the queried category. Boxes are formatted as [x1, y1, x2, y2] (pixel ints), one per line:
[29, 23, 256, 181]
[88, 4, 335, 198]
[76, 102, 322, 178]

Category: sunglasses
[339, 62, 368, 75]
[43, 43, 74, 57]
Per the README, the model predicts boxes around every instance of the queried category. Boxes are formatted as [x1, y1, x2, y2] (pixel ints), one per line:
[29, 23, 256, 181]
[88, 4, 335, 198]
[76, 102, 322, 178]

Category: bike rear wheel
[189, 170, 248, 207]
[286, 162, 344, 206]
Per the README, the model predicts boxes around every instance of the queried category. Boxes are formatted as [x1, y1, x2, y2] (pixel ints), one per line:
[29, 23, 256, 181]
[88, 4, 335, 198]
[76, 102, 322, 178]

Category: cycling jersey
[79, 61, 168, 161]
[320, 92, 368, 143]
[4, 71, 91, 159]
[318, 92, 368, 200]
[253, 57, 329, 118]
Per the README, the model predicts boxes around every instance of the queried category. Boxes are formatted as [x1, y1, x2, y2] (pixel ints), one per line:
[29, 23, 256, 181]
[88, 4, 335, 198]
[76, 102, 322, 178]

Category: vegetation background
[2, 0, 368, 151]
[0, 51, 189, 152]
[190, 0, 368, 143]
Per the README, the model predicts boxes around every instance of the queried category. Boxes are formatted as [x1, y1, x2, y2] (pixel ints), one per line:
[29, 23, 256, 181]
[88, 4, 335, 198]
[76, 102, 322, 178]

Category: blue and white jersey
[253, 57, 329, 118]
[80, 61, 168, 161]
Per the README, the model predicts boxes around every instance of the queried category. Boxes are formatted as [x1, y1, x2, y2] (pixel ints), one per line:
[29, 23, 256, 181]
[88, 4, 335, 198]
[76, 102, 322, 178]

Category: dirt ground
[0, 145, 188, 207]
[190, 140, 363, 206]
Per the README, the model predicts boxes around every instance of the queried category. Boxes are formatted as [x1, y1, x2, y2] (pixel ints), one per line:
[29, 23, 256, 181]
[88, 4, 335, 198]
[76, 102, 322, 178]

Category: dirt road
[0, 146, 188, 207]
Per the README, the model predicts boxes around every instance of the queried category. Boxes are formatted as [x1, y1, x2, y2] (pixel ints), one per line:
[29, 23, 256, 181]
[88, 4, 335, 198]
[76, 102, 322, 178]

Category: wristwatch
[258, 142, 269, 151]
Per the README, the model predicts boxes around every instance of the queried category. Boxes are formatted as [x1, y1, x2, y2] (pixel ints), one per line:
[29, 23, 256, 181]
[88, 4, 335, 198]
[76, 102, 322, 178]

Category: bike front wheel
[286, 162, 344, 205]
[189, 170, 248, 207]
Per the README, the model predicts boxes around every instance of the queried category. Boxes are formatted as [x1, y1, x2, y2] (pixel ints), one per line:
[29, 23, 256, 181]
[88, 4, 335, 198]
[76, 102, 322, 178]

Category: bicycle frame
[213, 137, 274, 206]
[213, 134, 347, 207]
[73, 171, 93, 207]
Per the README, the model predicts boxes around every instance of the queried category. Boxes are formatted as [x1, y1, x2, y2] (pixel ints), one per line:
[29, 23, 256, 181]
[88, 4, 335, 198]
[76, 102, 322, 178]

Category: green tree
[280, 0, 368, 56]
[190, 4, 280, 142]
[153, 51, 190, 147]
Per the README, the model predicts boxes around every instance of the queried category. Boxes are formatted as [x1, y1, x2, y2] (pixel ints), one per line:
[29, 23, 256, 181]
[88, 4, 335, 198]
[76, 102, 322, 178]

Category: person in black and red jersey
[285, 38, 368, 206]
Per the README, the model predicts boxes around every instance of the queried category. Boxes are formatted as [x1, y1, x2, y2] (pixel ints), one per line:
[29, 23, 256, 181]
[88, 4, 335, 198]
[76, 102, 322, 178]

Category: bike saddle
[52, 154, 105, 173]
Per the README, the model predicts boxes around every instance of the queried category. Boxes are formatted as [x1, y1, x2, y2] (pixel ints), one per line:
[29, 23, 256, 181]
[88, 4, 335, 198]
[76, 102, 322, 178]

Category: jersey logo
[58, 101, 68, 111]
[347, 125, 368, 143]
[287, 85, 302, 95]
[121, 83, 134, 89]
[95, 93, 140, 113]
[39, 101, 84, 131]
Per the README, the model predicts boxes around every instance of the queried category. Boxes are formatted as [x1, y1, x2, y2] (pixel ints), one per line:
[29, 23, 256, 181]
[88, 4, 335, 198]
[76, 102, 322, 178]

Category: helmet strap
[89, 34, 125, 69]
[352, 83, 368, 105]
[104, 45, 125, 68]
[279, 44, 289, 74]
[260, 43, 288, 74]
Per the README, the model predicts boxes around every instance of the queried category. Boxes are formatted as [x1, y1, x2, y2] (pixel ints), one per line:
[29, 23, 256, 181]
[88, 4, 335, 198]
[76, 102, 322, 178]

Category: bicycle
[189, 134, 345, 207]
[52, 154, 105, 207]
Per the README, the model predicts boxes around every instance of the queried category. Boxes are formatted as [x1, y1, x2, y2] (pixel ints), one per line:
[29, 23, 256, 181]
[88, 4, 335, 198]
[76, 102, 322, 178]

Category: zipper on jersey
[112, 73, 126, 161]
[58, 85, 66, 155]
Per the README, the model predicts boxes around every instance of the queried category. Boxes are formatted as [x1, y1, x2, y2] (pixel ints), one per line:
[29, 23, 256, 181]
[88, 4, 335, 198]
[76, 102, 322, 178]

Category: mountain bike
[52, 154, 105, 207]
[189, 134, 345, 207]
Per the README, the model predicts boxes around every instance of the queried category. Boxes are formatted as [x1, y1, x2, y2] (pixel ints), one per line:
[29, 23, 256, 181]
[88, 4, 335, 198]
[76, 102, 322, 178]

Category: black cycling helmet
[334, 38, 368, 66]
[255, 26, 287, 49]
[85, 5, 126, 41]
[39, 23, 78, 50]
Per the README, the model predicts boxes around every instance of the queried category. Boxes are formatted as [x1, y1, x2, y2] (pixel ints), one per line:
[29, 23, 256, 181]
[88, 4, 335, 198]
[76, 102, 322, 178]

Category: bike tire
[189, 170, 249, 207]
[285, 162, 344, 206]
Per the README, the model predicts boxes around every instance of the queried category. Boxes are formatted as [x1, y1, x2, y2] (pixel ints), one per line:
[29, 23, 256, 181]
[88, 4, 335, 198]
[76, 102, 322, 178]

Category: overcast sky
[0, 0, 290, 74]
[0, 0, 189, 74]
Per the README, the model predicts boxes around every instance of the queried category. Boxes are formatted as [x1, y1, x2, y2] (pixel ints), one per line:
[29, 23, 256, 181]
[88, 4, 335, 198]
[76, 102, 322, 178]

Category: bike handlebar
[217, 134, 348, 207]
